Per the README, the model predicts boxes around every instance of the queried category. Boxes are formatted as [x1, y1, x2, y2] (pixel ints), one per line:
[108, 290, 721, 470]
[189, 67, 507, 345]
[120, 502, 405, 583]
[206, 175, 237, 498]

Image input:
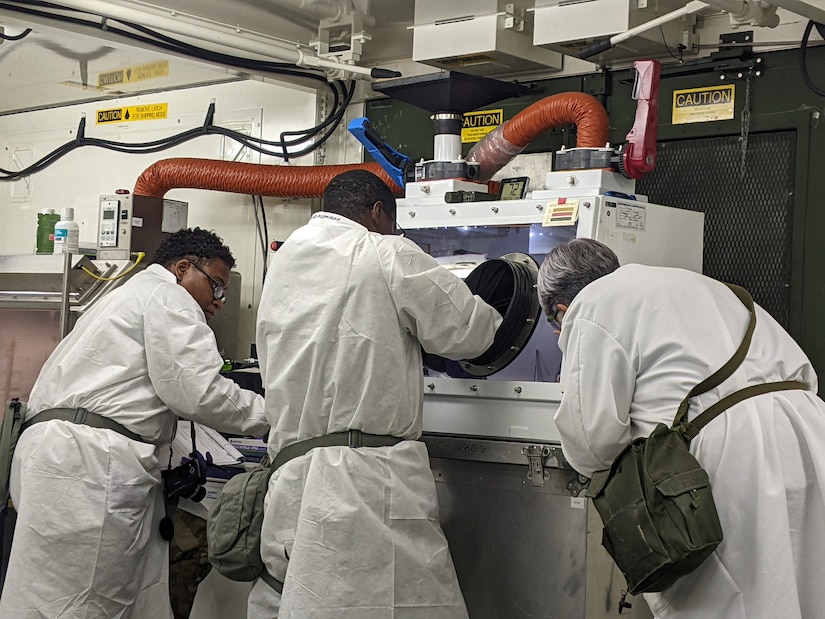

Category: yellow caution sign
[96, 103, 169, 124]
[672, 84, 735, 125]
[98, 60, 170, 87]
[461, 109, 503, 144]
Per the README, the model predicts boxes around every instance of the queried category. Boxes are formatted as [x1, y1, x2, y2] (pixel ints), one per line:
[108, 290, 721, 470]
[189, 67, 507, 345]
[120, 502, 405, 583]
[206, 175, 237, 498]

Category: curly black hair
[323, 169, 396, 221]
[151, 227, 235, 268]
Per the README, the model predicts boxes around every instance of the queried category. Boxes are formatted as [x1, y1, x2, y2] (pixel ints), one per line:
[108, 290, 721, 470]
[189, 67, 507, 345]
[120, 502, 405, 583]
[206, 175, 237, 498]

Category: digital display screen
[103, 210, 115, 220]
[499, 177, 528, 200]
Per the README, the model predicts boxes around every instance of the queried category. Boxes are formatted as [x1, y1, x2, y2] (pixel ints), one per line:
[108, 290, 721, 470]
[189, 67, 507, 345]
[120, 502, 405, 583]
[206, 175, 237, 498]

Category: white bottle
[53, 207, 80, 254]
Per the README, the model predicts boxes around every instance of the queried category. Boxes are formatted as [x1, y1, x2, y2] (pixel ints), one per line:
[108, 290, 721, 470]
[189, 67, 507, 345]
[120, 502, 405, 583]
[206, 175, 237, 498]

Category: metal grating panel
[637, 132, 796, 327]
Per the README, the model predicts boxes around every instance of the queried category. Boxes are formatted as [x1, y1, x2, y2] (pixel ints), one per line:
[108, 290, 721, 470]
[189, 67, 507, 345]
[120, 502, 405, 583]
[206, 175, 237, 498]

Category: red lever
[620, 60, 661, 180]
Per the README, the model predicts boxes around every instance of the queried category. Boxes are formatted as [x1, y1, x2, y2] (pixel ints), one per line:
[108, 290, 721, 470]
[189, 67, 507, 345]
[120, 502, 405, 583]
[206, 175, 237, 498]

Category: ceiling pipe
[264, 0, 344, 21]
[133, 159, 403, 199]
[28, 0, 381, 79]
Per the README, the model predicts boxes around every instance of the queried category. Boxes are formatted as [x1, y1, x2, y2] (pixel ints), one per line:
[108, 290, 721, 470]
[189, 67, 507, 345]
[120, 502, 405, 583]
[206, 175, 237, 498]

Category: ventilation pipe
[133, 159, 402, 199]
[467, 92, 610, 182]
[134, 93, 609, 198]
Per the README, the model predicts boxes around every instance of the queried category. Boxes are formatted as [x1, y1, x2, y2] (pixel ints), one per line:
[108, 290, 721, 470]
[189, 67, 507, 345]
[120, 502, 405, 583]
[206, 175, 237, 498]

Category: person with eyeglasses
[1, 227, 268, 619]
[250, 169, 502, 619]
[537, 237, 825, 619]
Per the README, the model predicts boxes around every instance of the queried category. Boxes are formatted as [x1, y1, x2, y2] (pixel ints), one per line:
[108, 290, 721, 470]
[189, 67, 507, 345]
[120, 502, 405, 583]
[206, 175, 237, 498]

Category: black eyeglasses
[189, 261, 226, 303]
[365, 201, 405, 237]
[384, 209, 406, 238]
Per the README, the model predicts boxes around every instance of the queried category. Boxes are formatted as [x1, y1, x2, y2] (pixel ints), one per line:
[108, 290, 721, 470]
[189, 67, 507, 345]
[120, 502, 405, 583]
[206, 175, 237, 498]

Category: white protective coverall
[555, 264, 825, 619]
[0, 263, 268, 619]
[250, 212, 502, 619]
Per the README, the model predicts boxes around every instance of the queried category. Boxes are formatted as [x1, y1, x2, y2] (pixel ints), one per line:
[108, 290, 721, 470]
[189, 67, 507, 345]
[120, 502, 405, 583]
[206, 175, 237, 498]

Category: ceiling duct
[411, 0, 562, 76]
[532, 0, 697, 64]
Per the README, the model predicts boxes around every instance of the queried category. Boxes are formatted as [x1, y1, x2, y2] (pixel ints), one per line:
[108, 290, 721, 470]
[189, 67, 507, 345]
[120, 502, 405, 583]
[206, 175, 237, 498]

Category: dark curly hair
[323, 169, 396, 221]
[151, 227, 235, 268]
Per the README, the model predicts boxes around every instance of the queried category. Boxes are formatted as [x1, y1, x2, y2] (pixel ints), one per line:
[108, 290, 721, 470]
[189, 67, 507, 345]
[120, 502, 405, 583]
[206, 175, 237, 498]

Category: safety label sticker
[614, 201, 647, 231]
[672, 84, 735, 125]
[96, 103, 169, 124]
[542, 198, 579, 227]
[98, 60, 170, 87]
[461, 109, 503, 143]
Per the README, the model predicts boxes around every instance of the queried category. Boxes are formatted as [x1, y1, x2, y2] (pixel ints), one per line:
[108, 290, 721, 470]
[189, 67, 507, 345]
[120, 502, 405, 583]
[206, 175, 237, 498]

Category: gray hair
[537, 238, 620, 315]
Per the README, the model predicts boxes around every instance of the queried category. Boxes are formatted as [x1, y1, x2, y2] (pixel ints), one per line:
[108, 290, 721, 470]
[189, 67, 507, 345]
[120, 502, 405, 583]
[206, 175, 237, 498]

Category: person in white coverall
[537, 237, 825, 619]
[0, 228, 268, 619]
[250, 169, 502, 618]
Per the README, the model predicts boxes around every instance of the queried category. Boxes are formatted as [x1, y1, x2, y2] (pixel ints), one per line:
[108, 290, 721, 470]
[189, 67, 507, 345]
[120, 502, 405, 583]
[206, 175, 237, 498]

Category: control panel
[98, 199, 124, 247]
[97, 193, 187, 260]
[97, 194, 133, 259]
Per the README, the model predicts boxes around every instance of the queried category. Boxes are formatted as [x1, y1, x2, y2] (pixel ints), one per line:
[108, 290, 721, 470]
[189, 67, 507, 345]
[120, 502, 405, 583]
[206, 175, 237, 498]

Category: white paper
[171, 420, 245, 467]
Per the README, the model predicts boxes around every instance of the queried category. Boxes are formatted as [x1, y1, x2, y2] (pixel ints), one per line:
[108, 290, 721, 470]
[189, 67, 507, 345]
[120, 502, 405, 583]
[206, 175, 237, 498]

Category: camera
[162, 451, 210, 503]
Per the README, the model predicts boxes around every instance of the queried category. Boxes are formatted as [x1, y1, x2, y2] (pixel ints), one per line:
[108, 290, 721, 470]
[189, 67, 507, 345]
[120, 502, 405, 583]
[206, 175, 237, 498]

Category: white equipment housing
[398, 167, 704, 442]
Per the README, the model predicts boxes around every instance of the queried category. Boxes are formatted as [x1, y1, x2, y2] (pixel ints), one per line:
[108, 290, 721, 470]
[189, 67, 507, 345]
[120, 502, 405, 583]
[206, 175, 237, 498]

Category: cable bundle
[0, 1, 357, 180]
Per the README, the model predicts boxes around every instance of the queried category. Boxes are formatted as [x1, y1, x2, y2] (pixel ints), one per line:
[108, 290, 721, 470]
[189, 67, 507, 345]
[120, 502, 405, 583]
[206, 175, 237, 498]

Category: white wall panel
[0, 78, 318, 356]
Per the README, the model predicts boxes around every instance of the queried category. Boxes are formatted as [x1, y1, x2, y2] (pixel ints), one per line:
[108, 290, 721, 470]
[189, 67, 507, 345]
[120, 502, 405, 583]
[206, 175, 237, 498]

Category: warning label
[542, 198, 580, 227]
[672, 84, 735, 125]
[96, 103, 169, 124]
[461, 109, 503, 144]
[613, 201, 647, 231]
[98, 60, 170, 88]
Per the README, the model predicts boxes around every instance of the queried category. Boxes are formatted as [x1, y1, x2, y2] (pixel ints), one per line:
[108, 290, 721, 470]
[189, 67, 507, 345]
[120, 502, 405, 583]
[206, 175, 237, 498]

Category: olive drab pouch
[0, 399, 26, 504]
[585, 283, 808, 595]
[586, 423, 722, 594]
[206, 461, 273, 584]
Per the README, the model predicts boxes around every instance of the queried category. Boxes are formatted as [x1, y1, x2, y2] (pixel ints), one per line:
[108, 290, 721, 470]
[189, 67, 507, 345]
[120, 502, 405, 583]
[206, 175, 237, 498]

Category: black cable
[0, 88, 356, 179]
[660, 26, 685, 64]
[0, 3, 360, 179]
[0, 1, 335, 88]
[0, 27, 31, 40]
[800, 20, 825, 97]
[259, 196, 269, 282]
[251, 195, 268, 284]
[0, 2, 357, 173]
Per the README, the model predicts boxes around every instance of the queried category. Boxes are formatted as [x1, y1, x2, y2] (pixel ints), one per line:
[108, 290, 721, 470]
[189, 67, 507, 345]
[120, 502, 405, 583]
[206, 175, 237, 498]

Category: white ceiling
[0, 0, 415, 115]
[0, 0, 820, 116]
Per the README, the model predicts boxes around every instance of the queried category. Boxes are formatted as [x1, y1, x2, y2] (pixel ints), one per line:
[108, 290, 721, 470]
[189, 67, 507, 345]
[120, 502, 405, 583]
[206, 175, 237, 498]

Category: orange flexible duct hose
[468, 92, 610, 181]
[503, 92, 609, 149]
[133, 158, 403, 199]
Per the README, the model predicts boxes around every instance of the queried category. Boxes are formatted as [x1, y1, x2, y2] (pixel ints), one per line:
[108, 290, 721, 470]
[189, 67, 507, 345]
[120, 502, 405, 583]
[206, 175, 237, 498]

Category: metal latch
[522, 444, 551, 487]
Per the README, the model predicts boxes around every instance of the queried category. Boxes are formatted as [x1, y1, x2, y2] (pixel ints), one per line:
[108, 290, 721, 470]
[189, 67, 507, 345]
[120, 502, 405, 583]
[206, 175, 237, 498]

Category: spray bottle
[53, 207, 80, 255]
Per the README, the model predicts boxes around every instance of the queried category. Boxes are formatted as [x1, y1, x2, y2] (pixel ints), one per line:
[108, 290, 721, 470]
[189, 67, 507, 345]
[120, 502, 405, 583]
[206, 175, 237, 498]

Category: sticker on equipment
[616, 203, 646, 231]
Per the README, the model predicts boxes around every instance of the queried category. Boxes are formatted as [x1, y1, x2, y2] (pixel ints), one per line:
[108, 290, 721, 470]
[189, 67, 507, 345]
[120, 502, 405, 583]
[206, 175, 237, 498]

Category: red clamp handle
[621, 60, 661, 180]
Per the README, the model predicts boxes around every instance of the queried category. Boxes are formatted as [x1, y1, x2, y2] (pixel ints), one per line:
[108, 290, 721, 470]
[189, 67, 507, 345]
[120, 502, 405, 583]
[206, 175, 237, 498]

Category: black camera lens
[185, 484, 207, 503]
[162, 458, 207, 503]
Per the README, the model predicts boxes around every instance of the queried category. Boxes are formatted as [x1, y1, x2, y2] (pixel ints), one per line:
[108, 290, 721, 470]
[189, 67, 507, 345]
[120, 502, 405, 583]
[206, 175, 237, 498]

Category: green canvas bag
[586, 284, 807, 595]
[207, 430, 403, 593]
[206, 459, 280, 590]
[0, 399, 26, 505]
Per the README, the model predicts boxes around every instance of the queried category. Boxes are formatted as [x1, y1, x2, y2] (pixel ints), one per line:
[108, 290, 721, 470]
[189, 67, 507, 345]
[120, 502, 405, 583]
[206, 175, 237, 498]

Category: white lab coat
[250, 212, 501, 619]
[0, 263, 268, 619]
[555, 264, 825, 619]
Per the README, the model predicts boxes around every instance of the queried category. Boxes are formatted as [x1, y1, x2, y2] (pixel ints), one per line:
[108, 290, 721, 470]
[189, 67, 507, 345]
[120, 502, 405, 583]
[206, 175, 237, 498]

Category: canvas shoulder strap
[672, 283, 807, 440]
